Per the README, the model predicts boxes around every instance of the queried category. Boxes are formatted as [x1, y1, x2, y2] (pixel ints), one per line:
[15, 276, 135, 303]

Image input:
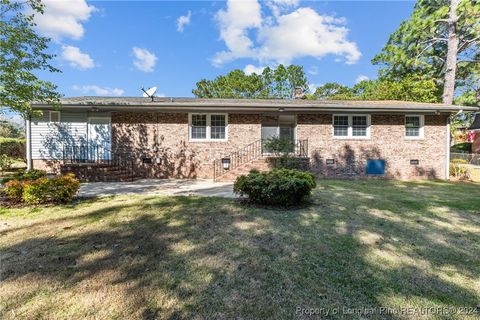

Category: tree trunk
[442, 0, 460, 105]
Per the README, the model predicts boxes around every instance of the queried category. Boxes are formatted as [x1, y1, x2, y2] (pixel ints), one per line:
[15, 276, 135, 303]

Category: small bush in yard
[1, 169, 47, 184]
[23, 173, 80, 205]
[4, 180, 29, 202]
[234, 168, 316, 207]
[449, 159, 471, 180]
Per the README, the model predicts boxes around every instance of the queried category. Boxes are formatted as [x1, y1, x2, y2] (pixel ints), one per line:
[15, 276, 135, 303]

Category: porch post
[26, 114, 33, 171]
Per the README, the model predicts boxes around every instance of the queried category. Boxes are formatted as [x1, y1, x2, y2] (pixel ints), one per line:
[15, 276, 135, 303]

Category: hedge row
[3, 171, 80, 205]
[0, 138, 26, 159]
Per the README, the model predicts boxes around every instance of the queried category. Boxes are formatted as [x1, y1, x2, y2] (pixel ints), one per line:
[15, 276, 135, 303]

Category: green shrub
[4, 180, 29, 202]
[450, 159, 471, 180]
[23, 173, 80, 205]
[0, 138, 26, 159]
[1, 169, 47, 184]
[234, 168, 317, 206]
[266, 157, 309, 171]
[450, 142, 472, 153]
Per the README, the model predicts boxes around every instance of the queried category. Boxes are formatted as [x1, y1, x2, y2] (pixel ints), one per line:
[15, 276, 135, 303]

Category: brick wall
[111, 112, 261, 179]
[297, 114, 448, 179]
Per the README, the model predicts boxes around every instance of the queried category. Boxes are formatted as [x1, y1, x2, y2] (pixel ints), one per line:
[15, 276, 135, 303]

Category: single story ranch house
[27, 97, 477, 181]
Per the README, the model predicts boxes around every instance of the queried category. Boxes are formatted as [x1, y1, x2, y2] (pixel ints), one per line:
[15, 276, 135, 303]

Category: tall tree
[372, 0, 480, 105]
[192, 65, 308, 99]
[0, 0, 61, 118]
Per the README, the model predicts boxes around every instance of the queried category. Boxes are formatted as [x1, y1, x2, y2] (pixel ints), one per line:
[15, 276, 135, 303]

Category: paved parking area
[78, 179, 236, 198]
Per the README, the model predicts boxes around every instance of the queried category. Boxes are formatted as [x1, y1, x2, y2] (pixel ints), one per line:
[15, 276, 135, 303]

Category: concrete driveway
[78, 179, 236, 198]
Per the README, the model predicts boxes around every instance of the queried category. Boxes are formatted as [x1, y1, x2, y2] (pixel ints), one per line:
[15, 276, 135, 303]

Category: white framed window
[405, 115, 424, 139]
[189, 113, 228, 141]
[332, 114, 370, 139]
[49, 111, 60, 123]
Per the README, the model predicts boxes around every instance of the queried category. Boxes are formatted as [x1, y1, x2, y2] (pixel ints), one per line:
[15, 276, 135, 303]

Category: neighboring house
[468, 112, 480, 153]
[27, 97, 477, 181]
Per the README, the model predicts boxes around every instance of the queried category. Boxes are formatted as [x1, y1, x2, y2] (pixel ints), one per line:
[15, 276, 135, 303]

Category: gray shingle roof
[31, 96, 478, 113]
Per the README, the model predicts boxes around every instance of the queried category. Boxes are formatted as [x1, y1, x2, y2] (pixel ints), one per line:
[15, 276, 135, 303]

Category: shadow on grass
[1, 180, 479, 319]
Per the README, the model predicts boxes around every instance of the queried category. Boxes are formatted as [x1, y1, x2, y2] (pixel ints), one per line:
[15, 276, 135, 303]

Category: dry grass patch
[1, 180, 479, 319]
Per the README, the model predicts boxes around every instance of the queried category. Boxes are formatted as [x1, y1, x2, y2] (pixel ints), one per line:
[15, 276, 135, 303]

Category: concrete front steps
[215, 158, 270, 182]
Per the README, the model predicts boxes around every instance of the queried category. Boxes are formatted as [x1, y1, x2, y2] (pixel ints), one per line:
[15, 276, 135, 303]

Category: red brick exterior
[297, 114, 448, 179]
[34, 111, 449, 180]
[111, 112, 261, 179]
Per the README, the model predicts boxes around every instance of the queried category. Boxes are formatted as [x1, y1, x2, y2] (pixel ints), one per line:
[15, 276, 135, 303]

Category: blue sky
[36, 0, 415, 98]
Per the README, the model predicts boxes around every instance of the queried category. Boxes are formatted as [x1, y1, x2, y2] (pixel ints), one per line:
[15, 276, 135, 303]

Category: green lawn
[1, 180, 479, 319]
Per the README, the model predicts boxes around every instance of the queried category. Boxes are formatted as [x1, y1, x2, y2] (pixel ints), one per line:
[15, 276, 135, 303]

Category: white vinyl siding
[31, 111, 100, 159]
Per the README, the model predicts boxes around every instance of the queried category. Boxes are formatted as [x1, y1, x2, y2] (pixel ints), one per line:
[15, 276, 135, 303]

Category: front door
[88, 117, 111, 161]
[261, 114, 296, 153]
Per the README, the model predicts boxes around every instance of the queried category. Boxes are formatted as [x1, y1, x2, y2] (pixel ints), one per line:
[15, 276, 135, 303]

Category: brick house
[27, 97, 477, 181]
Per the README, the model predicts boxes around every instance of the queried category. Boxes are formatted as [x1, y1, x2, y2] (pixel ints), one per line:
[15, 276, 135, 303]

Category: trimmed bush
[234, 168, 316, 206]
[449, 159, 471, 180]
[3, 172, 79, 205]
[4, 180, 29, 202]
[23, 173, 80, 205]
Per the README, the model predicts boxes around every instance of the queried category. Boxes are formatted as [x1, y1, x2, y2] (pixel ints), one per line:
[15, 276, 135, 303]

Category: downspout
[445, 109, 463, 180]
[26, 113, 33, 171]
[445, 116, 450, 180]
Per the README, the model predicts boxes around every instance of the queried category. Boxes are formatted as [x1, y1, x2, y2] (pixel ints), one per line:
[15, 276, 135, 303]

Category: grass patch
[1, 180, 479, 319]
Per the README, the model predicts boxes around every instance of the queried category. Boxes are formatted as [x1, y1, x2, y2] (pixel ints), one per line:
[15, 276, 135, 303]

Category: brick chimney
[294, 87, 305, 99]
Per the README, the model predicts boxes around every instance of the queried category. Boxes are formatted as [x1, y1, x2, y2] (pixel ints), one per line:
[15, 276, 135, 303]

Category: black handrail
[213, 139, 308, 181]
[62, 144, 134, 181]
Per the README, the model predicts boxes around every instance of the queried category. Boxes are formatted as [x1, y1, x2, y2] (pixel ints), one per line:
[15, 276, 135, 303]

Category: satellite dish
[141, 86, 157, 101]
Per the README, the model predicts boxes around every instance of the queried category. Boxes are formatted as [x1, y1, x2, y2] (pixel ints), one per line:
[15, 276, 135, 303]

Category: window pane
[406, 127, 420, 137]
[352, 116, 367, 126]
[191, 114, 207, 139]
[352, 116, 367, 136]
[406, 116, 420, 128]
[210, 115, 226, 139]
[405, 116, 420, 137]
[334, 126, 348, 136]
[334, 116, 348, 126]
[352, 127, 367, 136]
[333, 115, 348, 136]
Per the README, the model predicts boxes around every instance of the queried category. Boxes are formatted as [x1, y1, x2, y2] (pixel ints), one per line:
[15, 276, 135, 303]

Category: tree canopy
[372, 0, 480, 104]
[192, 65, 308, 99]
[0, 0, 61, 118]
[313, 76, 440, 103]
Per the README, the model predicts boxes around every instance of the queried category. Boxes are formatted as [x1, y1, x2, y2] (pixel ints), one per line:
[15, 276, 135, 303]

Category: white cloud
[72, 85, 124, 96]
[355, 74, 369, 83]
[132, 47, 157, 72]
[243, 64, 266, 75]
[177, 11, 192, 32]
[213, 0, 262, 66]
[32, 0, 96, 41]
[61, 45, 94, 69]
[267, 0, 300, 16]
[213, 1, 360, 66]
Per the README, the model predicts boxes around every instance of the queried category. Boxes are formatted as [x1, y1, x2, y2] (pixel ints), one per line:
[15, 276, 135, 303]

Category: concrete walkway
[78, 179, 236, 198]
